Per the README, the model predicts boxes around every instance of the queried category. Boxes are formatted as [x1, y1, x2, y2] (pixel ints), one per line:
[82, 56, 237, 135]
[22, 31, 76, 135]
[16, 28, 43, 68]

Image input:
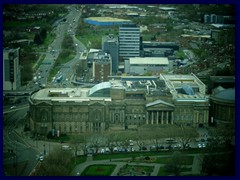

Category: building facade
[119, 23, 140, 60]
[102, 35, 119, 74]
[209, 87, 235, 125]
[29, 74, 209, 135]
[125, 57, 169, 75]
[3, 48, 21, 91]
[92, 51, 112, 83]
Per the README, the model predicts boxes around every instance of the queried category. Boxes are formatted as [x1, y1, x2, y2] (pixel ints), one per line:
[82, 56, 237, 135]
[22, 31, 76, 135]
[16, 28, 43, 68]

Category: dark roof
[213, 88, 235, 102]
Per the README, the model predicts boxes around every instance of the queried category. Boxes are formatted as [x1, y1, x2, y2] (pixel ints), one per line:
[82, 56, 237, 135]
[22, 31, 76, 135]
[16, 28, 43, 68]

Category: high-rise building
[3, 48, 21, 90]
[119, 23, 140, 61]
[102, 35, 119, 74]
[92, 51, 112, 83]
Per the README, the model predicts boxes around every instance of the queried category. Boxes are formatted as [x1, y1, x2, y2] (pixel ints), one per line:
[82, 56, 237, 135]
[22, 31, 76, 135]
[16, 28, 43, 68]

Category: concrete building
[125, 57, 169, 75]
[3, 48, 21, 91]
[142, 41, 179, 58]
[119, 23, 140, 60]
[159, 74, 209, 127]
[208, 76, 235, 94]
[102, 35, 119, 74]
[92, 51, 112, 83]
[29, 74, 209, 135]
[209, 87, 235, 125]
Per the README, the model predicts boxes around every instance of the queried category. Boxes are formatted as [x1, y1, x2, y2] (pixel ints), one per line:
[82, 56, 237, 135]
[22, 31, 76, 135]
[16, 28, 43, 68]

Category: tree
[21, 64, 33, 84]
[201, 150, 235, 176]
[88, 133, 101, 154]
[70, 137, 83, 157]
[40, 28, 47, 40]
[164, 151, 184, 176]
[177, 125, 197, 149]
[34, 34, 43, 45]
[207, 123, 235, 149]
[36, 147, 72, 176]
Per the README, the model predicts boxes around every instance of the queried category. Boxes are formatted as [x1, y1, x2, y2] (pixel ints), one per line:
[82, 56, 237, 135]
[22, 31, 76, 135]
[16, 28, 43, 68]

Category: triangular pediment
[146, 100, 174, 108]
[35, 101, 52, 106]
[88, 101, 105, 106]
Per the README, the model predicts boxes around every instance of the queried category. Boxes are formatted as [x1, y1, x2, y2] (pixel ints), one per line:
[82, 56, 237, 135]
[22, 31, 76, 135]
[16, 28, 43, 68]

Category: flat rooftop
[129, 57, 169, 65]
[85, 17, 131, 23]
[31, 74, 208, 102]
[160, 74, 207, 101]
[30, 88, 111, 102]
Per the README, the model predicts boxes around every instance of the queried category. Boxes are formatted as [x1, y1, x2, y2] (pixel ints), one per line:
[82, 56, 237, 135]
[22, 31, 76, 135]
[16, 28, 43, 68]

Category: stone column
[156, 111, 159, 125]
[161, 111, 163, 124]
[166, 112, 169, 124]
[146, 111, 149, 124]
[151, 111, 154, 125]
[171, 111, 174, 124]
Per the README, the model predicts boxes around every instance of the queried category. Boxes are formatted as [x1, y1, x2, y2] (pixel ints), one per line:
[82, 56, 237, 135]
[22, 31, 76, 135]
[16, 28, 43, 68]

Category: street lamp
[43, 144, 46, 155]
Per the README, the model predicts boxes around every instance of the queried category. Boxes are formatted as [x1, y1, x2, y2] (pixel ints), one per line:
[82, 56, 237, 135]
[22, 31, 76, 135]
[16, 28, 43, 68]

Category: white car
[10, 106, 16, 110]
[39, 155, 44, 161]
[129, 140, 134, 146]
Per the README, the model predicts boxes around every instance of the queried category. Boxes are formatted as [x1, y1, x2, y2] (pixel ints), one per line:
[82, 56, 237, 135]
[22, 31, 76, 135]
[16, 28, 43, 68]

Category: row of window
[175, 114, 193, 121]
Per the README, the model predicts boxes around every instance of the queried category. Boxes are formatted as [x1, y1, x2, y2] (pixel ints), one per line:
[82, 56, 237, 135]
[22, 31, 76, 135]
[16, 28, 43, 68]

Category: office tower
[3, 48, 21, 90]
[119, 23, 140, 61]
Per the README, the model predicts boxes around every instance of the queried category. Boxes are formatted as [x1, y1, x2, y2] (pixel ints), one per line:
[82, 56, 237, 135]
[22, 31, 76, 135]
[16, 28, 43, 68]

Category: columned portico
[146, 99, 175, 125]
[146, 110, 174, 125]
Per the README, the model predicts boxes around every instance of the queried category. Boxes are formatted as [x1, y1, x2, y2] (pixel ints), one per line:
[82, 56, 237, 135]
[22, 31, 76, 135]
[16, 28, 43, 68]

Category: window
[176, 115, 180, 121]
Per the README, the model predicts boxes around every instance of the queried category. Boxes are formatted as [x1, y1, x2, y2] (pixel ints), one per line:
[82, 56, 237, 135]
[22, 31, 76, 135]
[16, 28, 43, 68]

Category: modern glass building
[119, 23, 140, 60]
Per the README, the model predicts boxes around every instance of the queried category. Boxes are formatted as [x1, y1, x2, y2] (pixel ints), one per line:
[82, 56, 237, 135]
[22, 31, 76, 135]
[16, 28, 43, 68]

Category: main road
[32, 5, 85, 89]
[3, 5, 85, 176]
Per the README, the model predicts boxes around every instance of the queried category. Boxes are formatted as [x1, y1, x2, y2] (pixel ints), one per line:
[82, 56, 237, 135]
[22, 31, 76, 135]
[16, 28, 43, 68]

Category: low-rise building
[29, 74, 209, 135]
[125, 57, 169, 75]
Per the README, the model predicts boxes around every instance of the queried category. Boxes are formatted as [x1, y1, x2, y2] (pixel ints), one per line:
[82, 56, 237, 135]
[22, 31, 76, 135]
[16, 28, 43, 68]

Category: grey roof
[213, 88, 235, 101]
[182, 84, 195, 95]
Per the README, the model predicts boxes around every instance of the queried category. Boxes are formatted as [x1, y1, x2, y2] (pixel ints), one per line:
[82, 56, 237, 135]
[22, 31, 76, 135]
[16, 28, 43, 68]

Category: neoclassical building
[210, 86, 235, 125]
[29, 74, 209, 135]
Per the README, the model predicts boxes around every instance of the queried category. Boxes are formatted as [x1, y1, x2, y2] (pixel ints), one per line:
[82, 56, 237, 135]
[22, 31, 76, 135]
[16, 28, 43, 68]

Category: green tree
[21, 64, 33, 84]
[34, 33, 43, 45]
[40, 28, 47, 40]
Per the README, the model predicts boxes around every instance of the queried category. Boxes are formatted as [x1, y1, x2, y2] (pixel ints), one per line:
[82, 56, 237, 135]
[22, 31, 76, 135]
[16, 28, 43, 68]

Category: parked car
[39, 155, 44, 161]
[10, 106, 16, 110]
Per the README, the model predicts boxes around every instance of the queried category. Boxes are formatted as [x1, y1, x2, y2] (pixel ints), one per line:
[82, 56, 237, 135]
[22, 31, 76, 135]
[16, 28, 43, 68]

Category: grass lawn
[155, 156, 194, 165]
[93, 151, 173, 161]
[157, 167, 172, 176]
[81, 164, 116, 176]
[68, 156, 87, 173]
[157, 166, 193, 176]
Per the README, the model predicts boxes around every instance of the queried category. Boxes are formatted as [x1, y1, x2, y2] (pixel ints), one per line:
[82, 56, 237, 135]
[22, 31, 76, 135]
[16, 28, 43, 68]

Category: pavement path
[71, 153, 203, 176]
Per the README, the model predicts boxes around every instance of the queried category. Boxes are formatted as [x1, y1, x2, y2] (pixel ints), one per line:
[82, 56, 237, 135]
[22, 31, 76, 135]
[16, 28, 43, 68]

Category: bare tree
[36, 147, 72, 176]
[207, 123, 235, 149]
[164, 151, 184, 176]
[177, 125, 198, 149]
[88, 133, 102, 154]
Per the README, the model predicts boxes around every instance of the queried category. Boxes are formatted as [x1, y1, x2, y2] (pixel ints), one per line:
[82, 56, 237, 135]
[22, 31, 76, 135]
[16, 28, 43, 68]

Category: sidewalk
[72, 153, 203, 176]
